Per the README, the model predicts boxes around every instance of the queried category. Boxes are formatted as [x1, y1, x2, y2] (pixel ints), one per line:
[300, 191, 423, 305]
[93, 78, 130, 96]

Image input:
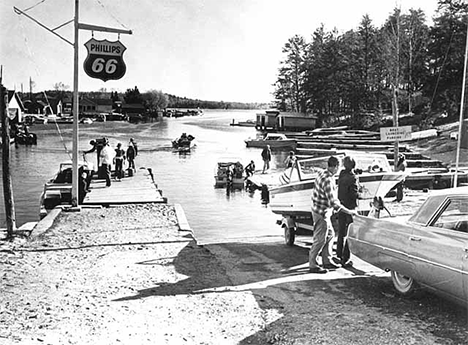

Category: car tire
[391, 271, 418, 295]
[284, 225, 295, 246]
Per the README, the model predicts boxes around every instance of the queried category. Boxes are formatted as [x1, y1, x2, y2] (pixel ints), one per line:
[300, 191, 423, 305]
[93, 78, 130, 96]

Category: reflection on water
[0, 110, 290, 243]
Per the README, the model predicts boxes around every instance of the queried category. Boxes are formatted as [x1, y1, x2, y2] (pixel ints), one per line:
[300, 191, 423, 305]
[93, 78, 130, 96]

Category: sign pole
[13, 2, 132, 207]
[71, 0, 80, 206]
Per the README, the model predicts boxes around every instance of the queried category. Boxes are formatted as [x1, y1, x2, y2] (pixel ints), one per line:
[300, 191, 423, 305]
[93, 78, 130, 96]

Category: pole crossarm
[78, 23, 132, 35]
[13, 6, 73, 46]
[52, 19, 74, 32]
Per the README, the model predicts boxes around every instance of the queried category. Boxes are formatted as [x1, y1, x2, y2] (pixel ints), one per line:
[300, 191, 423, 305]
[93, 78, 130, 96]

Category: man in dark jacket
[261, 145, 271, 174]
[337, 155, 360, 267]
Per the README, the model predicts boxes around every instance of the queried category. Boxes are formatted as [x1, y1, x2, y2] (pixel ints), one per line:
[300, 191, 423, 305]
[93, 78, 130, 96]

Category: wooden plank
[83, 169, 166, 205]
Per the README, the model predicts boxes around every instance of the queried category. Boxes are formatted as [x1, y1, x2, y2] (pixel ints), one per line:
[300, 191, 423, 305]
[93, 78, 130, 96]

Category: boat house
[256, 110, 317, 132]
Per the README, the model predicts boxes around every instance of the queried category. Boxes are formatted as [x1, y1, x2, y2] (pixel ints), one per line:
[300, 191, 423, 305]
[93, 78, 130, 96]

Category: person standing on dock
[84, 138, 106, 177]
[130, 138, 138, 156]
[127, 141, 137, 172]
[261, 145, 271, 174]
[99, 139, 114, 187]
[309, 156, 356, 274]
[114, 143, 126, 180]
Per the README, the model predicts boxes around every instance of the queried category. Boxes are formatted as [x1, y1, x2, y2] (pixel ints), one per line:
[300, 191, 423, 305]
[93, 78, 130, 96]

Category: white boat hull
[269, 172, 405, 217]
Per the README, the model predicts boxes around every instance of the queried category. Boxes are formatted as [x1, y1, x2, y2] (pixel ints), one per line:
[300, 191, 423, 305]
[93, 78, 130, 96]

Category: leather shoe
[309, 267, 328, 274]
[341, 260, 353, 268]
[323, 262, 340, 270]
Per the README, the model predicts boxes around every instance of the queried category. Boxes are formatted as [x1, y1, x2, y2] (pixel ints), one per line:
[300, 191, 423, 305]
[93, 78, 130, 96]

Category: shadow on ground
[113, 238, 468, 344]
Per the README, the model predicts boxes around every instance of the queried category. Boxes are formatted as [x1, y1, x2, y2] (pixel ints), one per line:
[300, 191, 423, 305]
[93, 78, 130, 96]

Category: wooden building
[7, 90, 25, 123]
[256, 110, 317, 132]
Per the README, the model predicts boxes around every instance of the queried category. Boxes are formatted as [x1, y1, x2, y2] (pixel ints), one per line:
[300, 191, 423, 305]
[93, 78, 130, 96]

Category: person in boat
[261, 145, 272, 174]
[245, 160, 256, 178]
[337, 155, 360, 268]
[284, 151, 297, 168]
[114, 143, 126, 180]
[309, 156, 357, 274]
[226, 164, 234, 190]
[99, 139, 114, 187]
[127, 141, 137, 172]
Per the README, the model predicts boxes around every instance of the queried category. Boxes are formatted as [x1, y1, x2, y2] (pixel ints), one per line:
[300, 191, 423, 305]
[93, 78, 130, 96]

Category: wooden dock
[82, 168, 167, 206]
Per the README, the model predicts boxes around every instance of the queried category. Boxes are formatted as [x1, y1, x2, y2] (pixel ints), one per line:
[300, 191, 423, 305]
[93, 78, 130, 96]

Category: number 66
[91, 58, 118, 74]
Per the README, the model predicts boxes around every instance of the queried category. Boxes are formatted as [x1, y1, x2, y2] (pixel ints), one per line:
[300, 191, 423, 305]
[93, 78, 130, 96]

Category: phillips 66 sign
[83, 38, 127, 81]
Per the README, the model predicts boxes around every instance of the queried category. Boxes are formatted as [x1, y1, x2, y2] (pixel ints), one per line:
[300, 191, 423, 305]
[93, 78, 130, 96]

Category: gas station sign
[83, 38, 127, 81]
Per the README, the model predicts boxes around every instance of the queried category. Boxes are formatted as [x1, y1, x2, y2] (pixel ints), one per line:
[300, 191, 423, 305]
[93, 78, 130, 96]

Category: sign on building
[83, 38, 127, 81]
[380, 126, 412, 141]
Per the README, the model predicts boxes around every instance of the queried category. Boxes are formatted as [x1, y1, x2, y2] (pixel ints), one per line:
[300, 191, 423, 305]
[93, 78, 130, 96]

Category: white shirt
[99, 145, 114, 165]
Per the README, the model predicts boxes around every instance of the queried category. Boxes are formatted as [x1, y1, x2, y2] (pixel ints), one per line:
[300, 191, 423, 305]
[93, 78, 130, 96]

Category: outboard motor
[369, 196, 391, 218]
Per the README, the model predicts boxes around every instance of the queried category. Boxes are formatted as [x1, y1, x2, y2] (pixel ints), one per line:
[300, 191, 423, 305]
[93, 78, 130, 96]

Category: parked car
[348, 187, 468, 307]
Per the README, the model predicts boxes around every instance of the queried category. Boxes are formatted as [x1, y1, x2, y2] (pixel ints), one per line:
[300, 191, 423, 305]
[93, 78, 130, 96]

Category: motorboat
[15, 132, 37, 145]
[245, 133, 296, 149]
[214, 157, 245, 189]
[403, 167, 468, 190]
[172, 133, 196, 152]
[268, 151, 406, 217]
[39, 160, 94, 218]
[80, 117, 94, 125]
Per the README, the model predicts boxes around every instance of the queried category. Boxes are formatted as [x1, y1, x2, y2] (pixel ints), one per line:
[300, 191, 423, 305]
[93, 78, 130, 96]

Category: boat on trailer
[268, 151, 406, 245]
[245, 133, 296, 149]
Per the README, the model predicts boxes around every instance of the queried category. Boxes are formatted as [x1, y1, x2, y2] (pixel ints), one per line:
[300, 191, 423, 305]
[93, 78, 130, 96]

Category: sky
[1, 0, 440, 103]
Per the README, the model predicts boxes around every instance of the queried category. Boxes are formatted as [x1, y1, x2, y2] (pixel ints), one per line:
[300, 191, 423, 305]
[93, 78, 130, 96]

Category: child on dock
[114, 143, 126, 180]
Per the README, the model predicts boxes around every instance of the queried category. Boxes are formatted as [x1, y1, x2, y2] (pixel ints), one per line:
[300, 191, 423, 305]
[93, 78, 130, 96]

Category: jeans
[101, 163, 111, 186]
[309, 210, 335, 268]
[115, 158, 124, 179]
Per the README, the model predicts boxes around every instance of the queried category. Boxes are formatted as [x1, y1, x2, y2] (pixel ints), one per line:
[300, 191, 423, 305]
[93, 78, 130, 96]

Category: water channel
[0, 109, 290, 244]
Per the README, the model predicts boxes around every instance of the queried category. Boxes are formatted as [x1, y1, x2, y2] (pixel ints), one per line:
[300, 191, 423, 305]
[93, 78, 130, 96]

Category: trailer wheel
[284, 225, 295, 246]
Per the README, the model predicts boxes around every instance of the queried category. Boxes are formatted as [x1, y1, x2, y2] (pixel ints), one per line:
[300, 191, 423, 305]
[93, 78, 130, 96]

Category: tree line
[30, 86, 266, 117]
[273, 0, 468, 129]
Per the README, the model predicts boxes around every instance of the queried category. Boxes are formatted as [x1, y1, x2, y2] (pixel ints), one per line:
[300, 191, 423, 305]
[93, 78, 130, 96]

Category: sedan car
[348, 187, 468, 307]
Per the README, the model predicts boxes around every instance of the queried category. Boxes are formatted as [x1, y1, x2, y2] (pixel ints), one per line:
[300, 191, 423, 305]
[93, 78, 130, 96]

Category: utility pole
[71, 0, 80, 206]
[1, 84, 17, 238]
